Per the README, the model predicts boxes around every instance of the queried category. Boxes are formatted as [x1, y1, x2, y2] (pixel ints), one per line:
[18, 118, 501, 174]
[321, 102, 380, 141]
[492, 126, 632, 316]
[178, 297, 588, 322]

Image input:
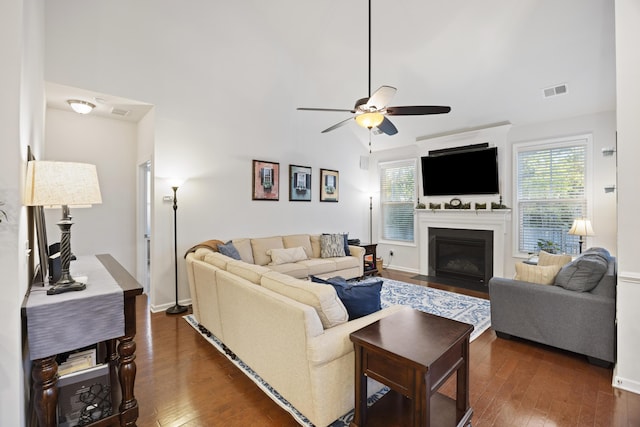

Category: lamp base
[47, 281, 86, 295]
[166, 304, 188, 315]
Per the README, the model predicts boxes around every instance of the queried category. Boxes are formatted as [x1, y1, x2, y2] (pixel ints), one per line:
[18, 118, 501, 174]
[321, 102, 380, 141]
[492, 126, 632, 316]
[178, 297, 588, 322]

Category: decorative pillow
[514, 263, 562, 285]
[537, 250, 572, 268]
[267, 247, 308, 265]
[218, 241, 241, 260]
[342, 233, 351, 256]
[554, 252, 609, 292]
[232, 238, 255, 264]
[311, 276, 382, 320]
[320, 234, 346, 258]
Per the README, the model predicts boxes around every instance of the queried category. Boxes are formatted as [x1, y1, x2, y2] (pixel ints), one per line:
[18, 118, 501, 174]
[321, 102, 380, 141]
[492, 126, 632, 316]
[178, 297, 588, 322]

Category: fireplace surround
[417, 209, 511, 290]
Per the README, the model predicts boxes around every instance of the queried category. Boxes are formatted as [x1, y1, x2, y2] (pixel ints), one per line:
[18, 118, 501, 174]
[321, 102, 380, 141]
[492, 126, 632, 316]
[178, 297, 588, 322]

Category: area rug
[184, 278, 491, 426]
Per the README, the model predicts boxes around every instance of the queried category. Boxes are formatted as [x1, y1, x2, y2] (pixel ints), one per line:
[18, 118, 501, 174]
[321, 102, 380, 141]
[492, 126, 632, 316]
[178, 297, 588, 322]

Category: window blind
[517, 143, 587, 254]
[379, 160, 416, 242]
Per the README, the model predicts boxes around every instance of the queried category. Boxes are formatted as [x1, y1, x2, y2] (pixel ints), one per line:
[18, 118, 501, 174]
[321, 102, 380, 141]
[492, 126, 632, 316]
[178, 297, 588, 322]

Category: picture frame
[289, 165, 312, 201]
[252, 160, 280, 201]
[319, 169, 339, 202]
[27, 145, 49, 286]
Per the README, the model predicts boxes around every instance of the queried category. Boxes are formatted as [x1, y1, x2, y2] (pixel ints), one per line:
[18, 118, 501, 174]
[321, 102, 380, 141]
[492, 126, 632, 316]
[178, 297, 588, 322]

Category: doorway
[138, 160, 152, 295]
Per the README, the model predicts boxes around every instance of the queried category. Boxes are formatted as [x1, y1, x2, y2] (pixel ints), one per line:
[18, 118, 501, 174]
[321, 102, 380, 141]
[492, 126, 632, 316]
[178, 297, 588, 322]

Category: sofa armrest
[348, 245, 365, 276]
[307, 304, 410, 366]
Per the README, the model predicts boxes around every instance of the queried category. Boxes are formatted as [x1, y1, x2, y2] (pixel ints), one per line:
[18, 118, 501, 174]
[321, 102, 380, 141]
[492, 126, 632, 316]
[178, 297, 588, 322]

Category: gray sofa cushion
[554, 249, 610, 292]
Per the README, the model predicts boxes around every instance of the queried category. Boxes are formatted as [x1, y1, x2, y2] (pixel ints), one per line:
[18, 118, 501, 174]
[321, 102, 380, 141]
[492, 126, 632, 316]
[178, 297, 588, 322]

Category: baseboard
[383, 265, 418, 274]
[613, 365, 640, 394]
[150, 298, 192, 313]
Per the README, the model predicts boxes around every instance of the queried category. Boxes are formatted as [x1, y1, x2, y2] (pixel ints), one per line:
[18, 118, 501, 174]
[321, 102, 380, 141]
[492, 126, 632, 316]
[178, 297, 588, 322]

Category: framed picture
[252, 160, 280, 200]
[27, 145, 49, 286]
[320, 169, 339, 202]
[289, 165, 312, 201]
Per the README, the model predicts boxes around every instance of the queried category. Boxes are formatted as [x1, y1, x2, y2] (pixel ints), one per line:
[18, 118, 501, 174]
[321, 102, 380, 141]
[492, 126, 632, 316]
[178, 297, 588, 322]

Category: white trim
[416, 209, 511, 278]
[613, 366, 640, 394]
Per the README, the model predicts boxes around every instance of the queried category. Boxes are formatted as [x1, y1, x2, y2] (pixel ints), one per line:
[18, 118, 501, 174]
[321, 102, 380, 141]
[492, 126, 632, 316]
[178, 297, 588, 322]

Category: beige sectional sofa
[217, 233, 365, 280]
[185, 234, 408, 426]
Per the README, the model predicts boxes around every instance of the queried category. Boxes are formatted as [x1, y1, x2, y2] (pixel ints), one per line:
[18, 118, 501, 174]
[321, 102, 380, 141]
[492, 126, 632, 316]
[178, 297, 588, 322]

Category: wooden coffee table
[349, 309, 473, 427]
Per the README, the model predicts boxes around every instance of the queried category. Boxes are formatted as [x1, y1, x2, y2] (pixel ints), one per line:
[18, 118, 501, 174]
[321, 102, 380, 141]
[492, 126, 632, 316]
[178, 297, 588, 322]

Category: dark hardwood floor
[133, 269, 640, 426]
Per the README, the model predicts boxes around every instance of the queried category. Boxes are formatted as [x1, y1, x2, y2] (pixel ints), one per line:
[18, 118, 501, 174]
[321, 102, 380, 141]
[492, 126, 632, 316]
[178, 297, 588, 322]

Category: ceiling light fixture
[355, 112, 384, 129]
[67, 99, 96, 115]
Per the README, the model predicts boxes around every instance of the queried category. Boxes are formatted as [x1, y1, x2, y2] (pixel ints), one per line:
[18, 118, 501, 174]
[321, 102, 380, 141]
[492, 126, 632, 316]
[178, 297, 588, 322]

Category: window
[379, 159, 416, 242]
[515, 136, 590, 255]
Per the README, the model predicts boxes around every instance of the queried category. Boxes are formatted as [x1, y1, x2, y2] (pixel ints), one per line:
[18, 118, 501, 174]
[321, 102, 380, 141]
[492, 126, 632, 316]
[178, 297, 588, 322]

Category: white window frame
[512, 134, 593, 257]
[379, 159, 417, 245]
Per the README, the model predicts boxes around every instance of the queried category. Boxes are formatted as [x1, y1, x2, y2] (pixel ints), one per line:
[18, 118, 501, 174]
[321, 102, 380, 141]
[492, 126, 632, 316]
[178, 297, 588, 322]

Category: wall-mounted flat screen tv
[421, 145, 499, 196]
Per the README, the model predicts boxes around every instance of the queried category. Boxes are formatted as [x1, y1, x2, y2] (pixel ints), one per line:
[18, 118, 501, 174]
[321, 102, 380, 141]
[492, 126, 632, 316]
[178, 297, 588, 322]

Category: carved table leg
[32, 355, 58, 427]
[118, 335, 138, 426]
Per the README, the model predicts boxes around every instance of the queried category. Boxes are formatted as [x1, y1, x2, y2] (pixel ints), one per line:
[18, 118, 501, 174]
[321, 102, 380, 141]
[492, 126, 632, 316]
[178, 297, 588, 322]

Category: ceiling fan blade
[321, 117, 354, 133]
[386, 105, 451, 116]
[366, 86, 397, 110]
[298, 107, 355, 113]
[376, 117, 398, 135]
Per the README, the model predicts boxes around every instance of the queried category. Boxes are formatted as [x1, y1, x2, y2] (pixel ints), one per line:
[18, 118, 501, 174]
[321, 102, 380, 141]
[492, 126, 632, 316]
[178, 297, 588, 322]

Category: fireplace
[429, 227, 493, 290]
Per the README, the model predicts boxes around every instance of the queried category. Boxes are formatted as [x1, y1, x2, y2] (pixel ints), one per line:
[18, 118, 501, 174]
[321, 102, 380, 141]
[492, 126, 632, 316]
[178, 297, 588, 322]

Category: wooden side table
[24, 254, 143, 427]
[350, 309, 473, 427]
[357, 243, 378, 276]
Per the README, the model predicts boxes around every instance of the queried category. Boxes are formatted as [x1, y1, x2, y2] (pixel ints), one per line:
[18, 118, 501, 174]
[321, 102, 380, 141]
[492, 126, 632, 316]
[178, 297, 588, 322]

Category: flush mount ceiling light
[67, 99, 96, 115]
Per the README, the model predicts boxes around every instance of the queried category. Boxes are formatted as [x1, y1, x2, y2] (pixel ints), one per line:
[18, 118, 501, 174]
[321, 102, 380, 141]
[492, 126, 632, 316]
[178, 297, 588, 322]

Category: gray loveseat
[488, 247, 616, 366]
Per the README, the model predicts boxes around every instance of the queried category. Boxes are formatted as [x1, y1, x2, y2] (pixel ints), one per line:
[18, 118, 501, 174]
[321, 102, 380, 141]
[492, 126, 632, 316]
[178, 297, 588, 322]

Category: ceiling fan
[297, 0, 451, 136]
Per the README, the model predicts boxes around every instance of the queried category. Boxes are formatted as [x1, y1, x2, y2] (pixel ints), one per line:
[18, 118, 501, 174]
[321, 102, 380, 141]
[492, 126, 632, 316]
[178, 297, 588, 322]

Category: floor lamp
[166, 182, 187, 314]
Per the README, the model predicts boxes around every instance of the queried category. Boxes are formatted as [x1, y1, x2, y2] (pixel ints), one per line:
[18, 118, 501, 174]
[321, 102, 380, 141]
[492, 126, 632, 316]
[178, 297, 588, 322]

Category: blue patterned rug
[184, 278, 491, 426]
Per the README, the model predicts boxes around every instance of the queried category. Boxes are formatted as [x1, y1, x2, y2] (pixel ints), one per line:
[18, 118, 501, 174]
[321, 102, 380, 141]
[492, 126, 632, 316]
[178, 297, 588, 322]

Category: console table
[23, 254, 143, 427]
[350, 309, 473, 427]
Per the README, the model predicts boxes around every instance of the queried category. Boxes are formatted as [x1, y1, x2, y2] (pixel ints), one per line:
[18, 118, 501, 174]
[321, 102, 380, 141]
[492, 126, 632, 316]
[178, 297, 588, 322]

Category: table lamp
[24, 160, 102, 295]
[568, 218, 594, 254]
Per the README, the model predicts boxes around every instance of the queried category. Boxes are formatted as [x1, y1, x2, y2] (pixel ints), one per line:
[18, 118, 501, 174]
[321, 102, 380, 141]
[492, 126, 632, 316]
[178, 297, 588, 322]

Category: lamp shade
[568, 218, 594, 237]
[24, 161, 102, 207]
[355, 112, 384, 129]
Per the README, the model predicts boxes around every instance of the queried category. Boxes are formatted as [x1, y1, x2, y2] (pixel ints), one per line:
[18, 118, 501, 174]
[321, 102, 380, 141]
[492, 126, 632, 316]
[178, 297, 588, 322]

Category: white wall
[0, 0, 45, 425]
[614, 0, 640, 394]
[371, 111, 617, 277]
[43, 1, 372, 311]
[44, 108, 138, 274]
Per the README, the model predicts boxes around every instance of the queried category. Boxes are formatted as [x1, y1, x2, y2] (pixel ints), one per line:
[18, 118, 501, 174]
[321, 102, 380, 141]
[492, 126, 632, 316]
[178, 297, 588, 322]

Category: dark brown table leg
[32, 355, 58, 427]
[117, 335, 138, 426]
[456, 338, 470, 423]
[350, 345, 367, 427]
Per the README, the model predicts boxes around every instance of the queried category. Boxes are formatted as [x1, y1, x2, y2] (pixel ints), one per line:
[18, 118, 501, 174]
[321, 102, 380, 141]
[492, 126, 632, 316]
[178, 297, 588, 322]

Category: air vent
[542, 83, 568, 98]
[111, 108, 130, 117]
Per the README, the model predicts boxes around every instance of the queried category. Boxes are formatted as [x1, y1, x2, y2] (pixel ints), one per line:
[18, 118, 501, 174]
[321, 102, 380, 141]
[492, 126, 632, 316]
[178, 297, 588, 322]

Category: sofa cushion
[232, 238, 255, 264]
[227, 260, 271, 284]
[251, 236, 285, 266]
[538, 250, 572, 268]
[282, 234, 314, 259]
[311, 276, 382, 320]
[268, 263, 309, 279]
[332, 255, 359, 271]
[554, 252, 609, 292]
[203, 251, 236, 269]
[320, 234, 346, 258]
[309, 234, 322, 258]
[268, 247, 308, 265]
[514, 263, 562, 285]
[297, 258, 337, 276]
[260, 271, 348, 329]
[218, 241, 241, 260]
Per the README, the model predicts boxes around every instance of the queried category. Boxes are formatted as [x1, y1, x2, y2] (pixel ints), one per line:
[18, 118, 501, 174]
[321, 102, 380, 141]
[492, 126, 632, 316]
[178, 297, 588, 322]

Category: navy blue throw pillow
[342, 233, 351, 256]
[218, 241, 241, 260]
[310, 276, 382, 320]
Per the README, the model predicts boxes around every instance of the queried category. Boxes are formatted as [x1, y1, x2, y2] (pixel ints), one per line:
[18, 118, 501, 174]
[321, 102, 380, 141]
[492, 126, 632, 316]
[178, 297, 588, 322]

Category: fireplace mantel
[416, 209, 512, 278]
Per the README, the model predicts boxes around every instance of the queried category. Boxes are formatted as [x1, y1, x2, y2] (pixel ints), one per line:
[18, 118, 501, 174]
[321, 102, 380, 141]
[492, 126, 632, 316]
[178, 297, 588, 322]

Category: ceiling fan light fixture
[355, 112, 384, 129]
[67, 99, 96, 115]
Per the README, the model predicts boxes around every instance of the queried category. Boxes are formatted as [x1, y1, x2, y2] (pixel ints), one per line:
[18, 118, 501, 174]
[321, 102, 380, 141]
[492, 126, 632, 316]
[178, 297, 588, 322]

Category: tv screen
[421, 146, 499, 196]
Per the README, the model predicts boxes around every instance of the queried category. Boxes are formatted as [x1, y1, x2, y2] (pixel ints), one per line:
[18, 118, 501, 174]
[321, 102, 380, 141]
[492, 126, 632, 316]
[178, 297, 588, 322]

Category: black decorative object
[167, 184, 188, 315]
[77, 383, 112, 426]
[429, 202, 441, 210]
[475, 203, 487, 210]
